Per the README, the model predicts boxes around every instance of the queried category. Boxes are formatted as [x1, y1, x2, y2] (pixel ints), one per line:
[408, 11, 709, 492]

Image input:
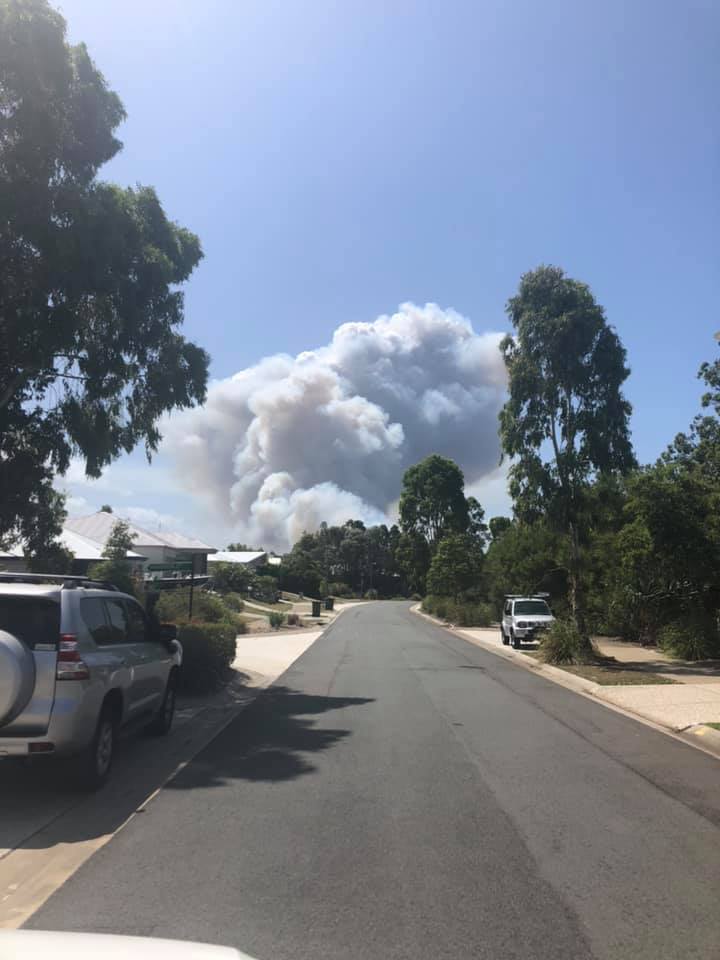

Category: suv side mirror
[159, 623, 177, 648]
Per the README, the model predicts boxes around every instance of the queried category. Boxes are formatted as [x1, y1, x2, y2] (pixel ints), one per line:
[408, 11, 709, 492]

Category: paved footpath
[26, 603, 720, 960]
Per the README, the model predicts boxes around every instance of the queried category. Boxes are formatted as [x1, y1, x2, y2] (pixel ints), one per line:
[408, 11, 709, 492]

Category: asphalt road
[27, 603, 720, 959]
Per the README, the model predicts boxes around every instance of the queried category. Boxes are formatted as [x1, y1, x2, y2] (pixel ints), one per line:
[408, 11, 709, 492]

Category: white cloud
[158, 302, 507, 551]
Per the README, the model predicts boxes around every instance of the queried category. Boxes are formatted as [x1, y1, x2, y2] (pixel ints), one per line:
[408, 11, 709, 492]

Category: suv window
[0, 596, 60, 649]
[104, 597, 130, 644]
[513, 600, 551, 616]
[125, 600, 148, 643]
[80, 597, 113, 646]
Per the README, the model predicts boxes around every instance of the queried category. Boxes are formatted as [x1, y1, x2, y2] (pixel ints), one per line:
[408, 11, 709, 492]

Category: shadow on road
[166, 686, 375, 789]
[0, 676, 256, 854]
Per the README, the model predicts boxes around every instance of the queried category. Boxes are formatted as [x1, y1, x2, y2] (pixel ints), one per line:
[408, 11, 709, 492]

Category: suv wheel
[75, 702, 115, 791]
[512, 630, 521, 650]
[501, 627, 509, 646]
[147, 671, 177, 737]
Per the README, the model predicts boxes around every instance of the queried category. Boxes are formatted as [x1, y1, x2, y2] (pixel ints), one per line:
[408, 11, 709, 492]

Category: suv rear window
[0, 596, 60, 649]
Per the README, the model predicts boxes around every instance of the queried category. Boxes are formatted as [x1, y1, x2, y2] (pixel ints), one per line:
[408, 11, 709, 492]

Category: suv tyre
[147, 670, 177, 737]
[76, 702, 116, 791]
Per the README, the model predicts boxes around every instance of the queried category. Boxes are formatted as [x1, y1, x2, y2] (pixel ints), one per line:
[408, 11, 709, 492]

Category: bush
[422, 596, 493, 626]
[156, 588, 233, 626]
[365, 588, 379, 600]
[328, 581, 352, 597]
[268, 611, 285, 630]
[410, 593, 423, 602]
[223, 593, 245, 612]
[658, 613, 720, 661]
[450, 601, 494, 627]
[539, 619, 585, 664]
[177, 621, 238, 693]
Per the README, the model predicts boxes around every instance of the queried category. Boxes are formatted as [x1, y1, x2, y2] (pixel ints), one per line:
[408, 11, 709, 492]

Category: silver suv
[0, 574, 182, 789]
[501, 595, 554, 649]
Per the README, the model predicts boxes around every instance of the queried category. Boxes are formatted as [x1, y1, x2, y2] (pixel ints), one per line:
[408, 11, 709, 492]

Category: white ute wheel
[0, 630, 36, 727]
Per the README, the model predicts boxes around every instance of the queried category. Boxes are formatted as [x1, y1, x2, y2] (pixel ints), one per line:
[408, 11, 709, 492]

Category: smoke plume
[162, 303, 507, 550]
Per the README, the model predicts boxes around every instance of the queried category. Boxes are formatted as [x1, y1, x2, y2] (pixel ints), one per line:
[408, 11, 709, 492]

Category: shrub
[410, 593, 423, 602]
[329, 581, 352, 597]
[177, 621, 238, 693]
[450, 602, 494, 627]
[422, 595, 492, 626]
[268, 611, 285, 630]
[156, 588, 232, 625]
[658, 613, 720, 661]
[365, 588, 379, 600]
[539, 619, 585, 664]
[286, 613, 300, 626]
[223, 593, 245, 613]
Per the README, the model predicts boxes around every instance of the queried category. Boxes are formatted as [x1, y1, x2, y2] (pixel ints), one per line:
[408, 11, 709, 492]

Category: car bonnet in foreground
[0, 931, 256, 960]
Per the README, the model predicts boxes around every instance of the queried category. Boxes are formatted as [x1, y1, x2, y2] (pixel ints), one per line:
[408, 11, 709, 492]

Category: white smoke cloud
[162, 303, 507, 550]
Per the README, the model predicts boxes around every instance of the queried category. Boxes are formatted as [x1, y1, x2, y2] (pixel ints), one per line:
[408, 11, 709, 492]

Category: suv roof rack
[0, 572, 120, 591]
[504, 592, 550, 599]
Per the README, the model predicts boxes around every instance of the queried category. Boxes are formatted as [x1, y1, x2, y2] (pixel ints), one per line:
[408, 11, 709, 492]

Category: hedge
[177, 621, 239, 693]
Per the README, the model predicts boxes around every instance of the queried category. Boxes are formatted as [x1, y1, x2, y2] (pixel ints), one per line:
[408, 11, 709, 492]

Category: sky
[55, 0, 720, 548]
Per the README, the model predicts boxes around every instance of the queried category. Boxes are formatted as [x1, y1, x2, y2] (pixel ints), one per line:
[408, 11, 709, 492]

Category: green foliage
[483, 519, 567, 617]
[365, 588, 379, 600]
[268, 611, 285, 630]
[0, 0, 208, 547]
[87, 519, 136, 593]
[252, 575, 280, 603]
[422, 595, 493, 627]
[103, 520, 135, 560]
[488, 516, 512, 541]
[177, 622, 238, 693]
[155, 588, 241, 628]
[658, 613, 720, 662]
[20, 488, 73, 571]
[539, 619, 586, 665]
[210, 562, 255, 595]
[499, 266, 635, 639]
[426, 532, 483, 600]
[399, 455, 469, 547]
[328, 581, 352, 597]
[100, 505, 113, 513]
[222, 593, 245, 613]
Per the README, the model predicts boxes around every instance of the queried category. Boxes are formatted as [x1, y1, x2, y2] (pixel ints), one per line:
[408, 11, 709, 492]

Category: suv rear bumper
[0, 684, 95, 759]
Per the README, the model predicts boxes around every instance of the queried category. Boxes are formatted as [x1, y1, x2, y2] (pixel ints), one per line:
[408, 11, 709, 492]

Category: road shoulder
[411, 605, 720, 763]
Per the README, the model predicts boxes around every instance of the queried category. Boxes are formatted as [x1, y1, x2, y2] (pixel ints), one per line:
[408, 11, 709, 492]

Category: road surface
[27, 603, 720, 959]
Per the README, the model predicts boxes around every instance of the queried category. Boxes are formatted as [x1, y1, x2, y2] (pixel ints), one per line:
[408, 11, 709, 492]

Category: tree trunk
[568, 521, 593, 659]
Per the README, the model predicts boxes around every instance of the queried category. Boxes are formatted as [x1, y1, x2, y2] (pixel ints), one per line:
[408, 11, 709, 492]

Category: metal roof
[65, 512, 216, 553]
[208, 551, 267, 565]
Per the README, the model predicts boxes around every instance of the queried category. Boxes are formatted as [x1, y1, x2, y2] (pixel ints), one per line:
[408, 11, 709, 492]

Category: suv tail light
[56, 634, 89, 681]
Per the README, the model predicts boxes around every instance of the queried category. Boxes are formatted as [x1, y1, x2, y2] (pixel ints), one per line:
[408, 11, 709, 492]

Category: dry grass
[522, 650, 676, 685]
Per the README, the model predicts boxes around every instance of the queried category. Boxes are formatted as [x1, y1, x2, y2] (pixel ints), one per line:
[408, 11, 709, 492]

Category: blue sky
[57, 0, 720, 543]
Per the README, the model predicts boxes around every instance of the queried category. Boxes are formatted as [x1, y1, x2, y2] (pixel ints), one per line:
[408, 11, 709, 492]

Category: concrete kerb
[410, 605, 720, 763]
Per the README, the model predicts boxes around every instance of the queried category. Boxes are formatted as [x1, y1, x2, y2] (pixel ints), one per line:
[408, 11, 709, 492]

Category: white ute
[501, 595, 554, 649]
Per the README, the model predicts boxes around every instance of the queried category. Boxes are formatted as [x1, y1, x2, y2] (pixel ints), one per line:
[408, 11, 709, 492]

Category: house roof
[65, 512, 216, 554]
[0, 528, 145, 562]
[207, 551, 267, 565]
[59, 528, 146, 561]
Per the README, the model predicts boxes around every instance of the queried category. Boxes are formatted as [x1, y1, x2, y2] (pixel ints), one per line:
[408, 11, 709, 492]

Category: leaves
[0, 0, 209, 546]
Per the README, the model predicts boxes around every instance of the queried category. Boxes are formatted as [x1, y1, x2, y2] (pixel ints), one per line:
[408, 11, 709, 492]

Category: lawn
[707, 722, 720, 731]
[521, 651, 677, 685]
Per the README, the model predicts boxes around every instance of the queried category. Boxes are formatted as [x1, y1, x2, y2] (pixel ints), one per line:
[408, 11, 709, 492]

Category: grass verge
[521, 650, 677, 685]
[706, 722, 720, 731]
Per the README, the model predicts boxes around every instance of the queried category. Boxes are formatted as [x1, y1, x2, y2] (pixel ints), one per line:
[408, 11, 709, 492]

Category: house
[0, 528, 146, 575]
[207, 550, 268, 570]
[65, 512, 216, 580]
